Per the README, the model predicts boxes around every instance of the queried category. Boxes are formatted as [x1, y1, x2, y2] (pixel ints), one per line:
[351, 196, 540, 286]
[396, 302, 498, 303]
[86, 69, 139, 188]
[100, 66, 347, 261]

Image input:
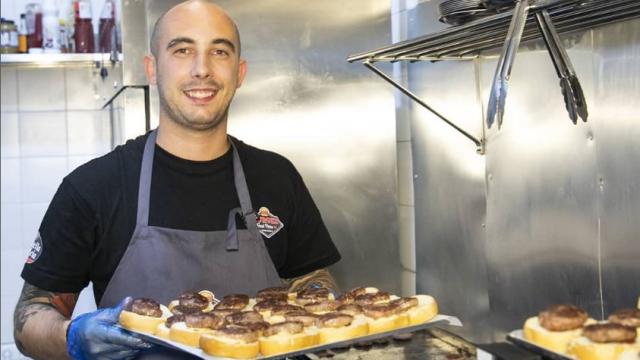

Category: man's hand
[66, 297, 152, 360]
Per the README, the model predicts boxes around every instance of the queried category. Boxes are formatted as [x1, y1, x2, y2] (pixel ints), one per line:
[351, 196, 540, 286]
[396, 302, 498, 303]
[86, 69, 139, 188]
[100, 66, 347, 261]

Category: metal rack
[347, 0, 640, 153]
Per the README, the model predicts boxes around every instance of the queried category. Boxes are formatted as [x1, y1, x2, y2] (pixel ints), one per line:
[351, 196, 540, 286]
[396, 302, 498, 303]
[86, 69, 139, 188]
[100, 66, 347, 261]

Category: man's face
[146, 3, 246, 131]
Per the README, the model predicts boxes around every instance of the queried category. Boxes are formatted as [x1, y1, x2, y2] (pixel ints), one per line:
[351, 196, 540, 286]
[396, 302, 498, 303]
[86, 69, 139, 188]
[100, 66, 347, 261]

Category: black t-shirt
[21, 133, 340, 304]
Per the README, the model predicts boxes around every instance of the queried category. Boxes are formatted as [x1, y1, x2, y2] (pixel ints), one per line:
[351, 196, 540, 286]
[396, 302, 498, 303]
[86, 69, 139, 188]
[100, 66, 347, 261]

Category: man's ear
[144, 55, 157, 85]
[236, 59, 247, 88]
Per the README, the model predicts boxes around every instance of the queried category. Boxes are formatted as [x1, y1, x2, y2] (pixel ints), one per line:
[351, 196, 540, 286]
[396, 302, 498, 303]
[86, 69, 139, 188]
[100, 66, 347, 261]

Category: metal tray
[123, 314, 461, 360]
[507, 329, 575, 360]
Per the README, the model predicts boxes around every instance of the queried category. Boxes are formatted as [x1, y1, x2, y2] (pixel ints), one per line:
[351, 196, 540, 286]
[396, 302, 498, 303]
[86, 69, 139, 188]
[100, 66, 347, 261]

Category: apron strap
[229, 138, 263, 241]
[225, 207, 242, 251]
[136, 130, 157, 226]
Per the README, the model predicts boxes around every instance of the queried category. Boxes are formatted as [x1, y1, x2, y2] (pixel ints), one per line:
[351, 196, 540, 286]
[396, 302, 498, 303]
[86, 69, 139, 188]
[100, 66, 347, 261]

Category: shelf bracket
[363, 61, 485, 154]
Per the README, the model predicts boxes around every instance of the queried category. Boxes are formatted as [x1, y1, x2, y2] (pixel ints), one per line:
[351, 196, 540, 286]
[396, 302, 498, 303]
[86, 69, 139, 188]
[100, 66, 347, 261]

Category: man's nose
[191, 53, 211, 79]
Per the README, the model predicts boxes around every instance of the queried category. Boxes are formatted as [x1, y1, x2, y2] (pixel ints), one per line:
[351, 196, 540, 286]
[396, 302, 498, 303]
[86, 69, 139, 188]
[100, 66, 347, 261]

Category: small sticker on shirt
[256, 207, 284, 238]
[26, 233, 43, 264]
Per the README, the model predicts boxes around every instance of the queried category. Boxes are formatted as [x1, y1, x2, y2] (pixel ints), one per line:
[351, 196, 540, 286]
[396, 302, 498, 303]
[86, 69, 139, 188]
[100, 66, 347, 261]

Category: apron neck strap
[136, 132, 260, 238]
[229, 138, 260, 236]
[136, 130, 157, 226]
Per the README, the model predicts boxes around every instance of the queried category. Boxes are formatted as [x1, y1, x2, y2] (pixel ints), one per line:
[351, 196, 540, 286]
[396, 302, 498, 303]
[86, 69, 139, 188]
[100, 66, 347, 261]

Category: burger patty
[178, 292, 210, 310]
[389, 297, 418, 313]
[583, 323, 637, 344]
[263, 321, 304, 337]
[285, 312, 320, 327]
[538, 304, 588, 331]
[184, 312, 226, 329]
[319, 312, 353, 328]
[608, 308, 640, 328]
[226, 310, 264, 325]
[362, 303, 397, 319]
[213, 326, 259, 343]
[253, 299, 288, 313]
[170, 305, 202, 316]
[355, 292, 390, 306]
[296, 287, 331, 305]
[216, 294, 249, 310]
[304, 300, 340, 314]
[131, 298, 162, 317]
[165, 314, 185, 328]
[337, 304, 363, 316]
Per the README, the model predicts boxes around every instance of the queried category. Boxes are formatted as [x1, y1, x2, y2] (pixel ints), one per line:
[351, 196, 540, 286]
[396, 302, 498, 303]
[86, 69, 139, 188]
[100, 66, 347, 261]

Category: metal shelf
[346, 0, 640, 153]
[348, 0, 640, 62]
[0, 53, 123, 65]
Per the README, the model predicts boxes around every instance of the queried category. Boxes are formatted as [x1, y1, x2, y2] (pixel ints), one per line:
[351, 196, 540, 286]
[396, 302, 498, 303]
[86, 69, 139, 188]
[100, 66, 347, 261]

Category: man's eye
[212, 49, 229, 56]
[174, 48, 190, 55]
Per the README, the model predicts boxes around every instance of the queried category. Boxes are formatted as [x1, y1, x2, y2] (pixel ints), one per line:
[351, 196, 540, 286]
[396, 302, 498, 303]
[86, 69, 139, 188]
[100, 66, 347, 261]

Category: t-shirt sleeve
[21, 178, 96, 293]
[280, 165, 341, 279]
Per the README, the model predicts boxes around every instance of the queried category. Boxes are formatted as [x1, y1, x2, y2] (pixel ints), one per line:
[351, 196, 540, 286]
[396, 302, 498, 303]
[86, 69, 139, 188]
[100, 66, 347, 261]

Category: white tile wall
[17, 68, 66, 112]
[0, 67, 18, 113]
[1, 64, 112, 350]
[1, 250, 25, 299]
[1, 112, 20, 158]
[1, 159, 21, 204]
[1, 204, 21, 252]
[65, 68, 102, 111]
[18, 112, 68, 158]
[67, 111, 111, 155]
[20, 157, 68, 204]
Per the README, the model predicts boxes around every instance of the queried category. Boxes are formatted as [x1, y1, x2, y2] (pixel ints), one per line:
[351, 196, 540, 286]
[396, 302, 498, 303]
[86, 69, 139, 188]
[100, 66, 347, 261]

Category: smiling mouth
[183, 89, 217, 101]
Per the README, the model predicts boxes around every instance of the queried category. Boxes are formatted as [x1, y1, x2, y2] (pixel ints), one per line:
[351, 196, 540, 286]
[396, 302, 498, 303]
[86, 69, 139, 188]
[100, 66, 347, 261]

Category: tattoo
[286, 268, 339, 294]
[14, 282, 78, 333]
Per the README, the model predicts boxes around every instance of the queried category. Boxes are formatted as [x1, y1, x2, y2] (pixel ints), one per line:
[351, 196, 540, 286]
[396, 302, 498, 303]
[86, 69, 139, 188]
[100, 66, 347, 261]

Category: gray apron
[99, 129, 283, 309]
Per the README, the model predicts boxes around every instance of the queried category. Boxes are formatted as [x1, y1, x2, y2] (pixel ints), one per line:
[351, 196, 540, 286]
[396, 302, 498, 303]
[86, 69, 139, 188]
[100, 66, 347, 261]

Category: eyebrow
[166, 37, 236, 53]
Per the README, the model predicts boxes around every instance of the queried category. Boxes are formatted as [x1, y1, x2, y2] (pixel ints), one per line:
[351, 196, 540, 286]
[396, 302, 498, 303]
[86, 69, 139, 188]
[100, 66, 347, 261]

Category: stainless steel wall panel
[592, 20, 640, 314]
[480, 33, 602, 336]
[408, 6, 639, 340]
[405, 3, 490, 337]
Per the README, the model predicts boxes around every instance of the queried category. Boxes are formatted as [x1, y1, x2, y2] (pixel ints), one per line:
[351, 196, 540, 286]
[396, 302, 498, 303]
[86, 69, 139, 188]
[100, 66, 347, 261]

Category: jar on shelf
[1, 19, 19, 54]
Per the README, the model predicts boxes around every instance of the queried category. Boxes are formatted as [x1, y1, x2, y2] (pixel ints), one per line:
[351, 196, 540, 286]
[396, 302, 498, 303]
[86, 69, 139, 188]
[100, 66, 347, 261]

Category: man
[13, 1, 341, 359]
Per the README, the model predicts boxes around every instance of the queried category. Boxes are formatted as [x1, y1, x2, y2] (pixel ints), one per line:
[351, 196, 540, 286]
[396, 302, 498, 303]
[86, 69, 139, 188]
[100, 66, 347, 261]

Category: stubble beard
[158, 85, 230, 132]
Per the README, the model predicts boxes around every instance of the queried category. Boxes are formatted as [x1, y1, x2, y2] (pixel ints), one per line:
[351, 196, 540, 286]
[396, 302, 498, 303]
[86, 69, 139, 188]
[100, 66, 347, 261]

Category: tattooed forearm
[13, 282, 78, 359]
[14, 303, 54, 333]
[286, 268, 339, 294]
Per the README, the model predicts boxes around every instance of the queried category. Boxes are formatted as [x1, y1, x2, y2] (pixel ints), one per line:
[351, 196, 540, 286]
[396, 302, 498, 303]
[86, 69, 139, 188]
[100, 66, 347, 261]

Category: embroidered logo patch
[26, 233, 43, 264]
[256, 207, 284, 238]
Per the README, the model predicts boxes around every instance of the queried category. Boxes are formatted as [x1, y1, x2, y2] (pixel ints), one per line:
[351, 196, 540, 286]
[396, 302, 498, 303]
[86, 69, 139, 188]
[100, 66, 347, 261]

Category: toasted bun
[568, 336, 640, 360]
[119, 310, 166, 334]
[169, 322, 213, 347]
[523, 316, 594, 354]
[259, 329, 319, 356]
[154, 322, 170, 339]
[319, 315, 368, 344]
[406, 295, 438, 325]
[366, 313, 409, 335]
[199, 333, 259, 359]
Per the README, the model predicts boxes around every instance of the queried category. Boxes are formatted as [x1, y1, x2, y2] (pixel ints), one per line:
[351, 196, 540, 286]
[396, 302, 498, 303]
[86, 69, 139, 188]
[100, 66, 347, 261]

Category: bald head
[150, 0, 241, 58]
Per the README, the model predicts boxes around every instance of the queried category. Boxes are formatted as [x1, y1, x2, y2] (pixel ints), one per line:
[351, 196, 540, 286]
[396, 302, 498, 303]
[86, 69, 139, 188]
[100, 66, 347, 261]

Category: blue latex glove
[66, 297, 153, 360]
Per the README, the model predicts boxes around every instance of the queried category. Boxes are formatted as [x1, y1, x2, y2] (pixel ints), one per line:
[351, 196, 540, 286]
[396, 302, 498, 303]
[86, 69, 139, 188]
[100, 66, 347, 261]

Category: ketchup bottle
[98, 0, 115, 53]
[74, 0, 94, 53]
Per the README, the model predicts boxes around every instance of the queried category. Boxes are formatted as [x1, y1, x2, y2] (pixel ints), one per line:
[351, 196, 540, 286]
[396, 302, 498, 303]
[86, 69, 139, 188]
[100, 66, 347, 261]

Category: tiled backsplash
[1, 64, 116, 347]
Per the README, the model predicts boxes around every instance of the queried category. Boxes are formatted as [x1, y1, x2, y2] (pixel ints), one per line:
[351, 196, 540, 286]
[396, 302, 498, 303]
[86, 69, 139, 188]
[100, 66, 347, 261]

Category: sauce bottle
[99, 0, 115, 53]
[74, 0, 94, 53]
[26, 3, 43, 51]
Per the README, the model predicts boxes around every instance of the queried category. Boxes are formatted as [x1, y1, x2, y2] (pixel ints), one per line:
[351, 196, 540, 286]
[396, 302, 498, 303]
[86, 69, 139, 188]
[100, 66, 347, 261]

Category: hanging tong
[486, 0, 530, 129]
[535, 9, 588, 124]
